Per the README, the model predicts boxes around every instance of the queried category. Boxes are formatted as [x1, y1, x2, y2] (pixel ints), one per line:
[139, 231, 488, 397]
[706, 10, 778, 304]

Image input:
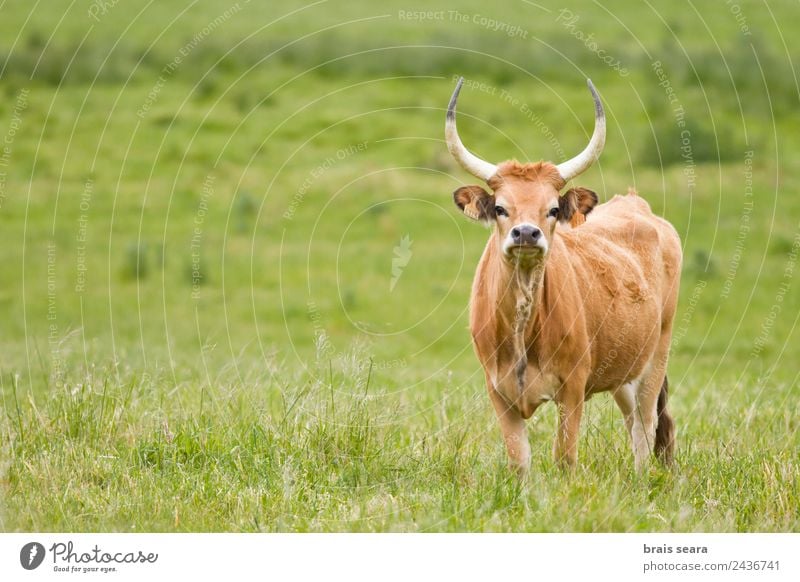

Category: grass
[1, 0, 799, 531]
[3, 357, 798, 532]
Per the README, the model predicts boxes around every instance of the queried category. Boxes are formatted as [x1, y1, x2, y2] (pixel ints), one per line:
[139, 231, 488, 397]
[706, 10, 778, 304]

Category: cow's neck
[494, 241, 561, 396]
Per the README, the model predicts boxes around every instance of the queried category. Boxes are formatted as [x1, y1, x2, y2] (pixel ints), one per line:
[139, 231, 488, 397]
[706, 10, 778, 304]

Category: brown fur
[455, 161, 682, 473]
[453, 185, 494, 222]
[489, 160, 567, 190]
[560, 187, 599, 224]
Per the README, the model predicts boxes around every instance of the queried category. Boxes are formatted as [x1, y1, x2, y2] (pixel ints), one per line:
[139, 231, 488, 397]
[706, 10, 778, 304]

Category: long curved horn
[445, 77, 497, 182]
[556, 79, 605, 183]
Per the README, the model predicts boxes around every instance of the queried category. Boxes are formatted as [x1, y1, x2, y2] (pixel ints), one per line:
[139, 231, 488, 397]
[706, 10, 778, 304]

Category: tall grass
[2, 351, 798, 532]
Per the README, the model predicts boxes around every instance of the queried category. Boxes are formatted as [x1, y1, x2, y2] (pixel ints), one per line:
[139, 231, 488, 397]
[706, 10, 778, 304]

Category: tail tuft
[654, 376, 675, 465]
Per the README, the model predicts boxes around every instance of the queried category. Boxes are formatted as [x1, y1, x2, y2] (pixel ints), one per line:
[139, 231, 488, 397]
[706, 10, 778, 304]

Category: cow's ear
[453, 185, 495, 223]
[559, 187, 598, 226]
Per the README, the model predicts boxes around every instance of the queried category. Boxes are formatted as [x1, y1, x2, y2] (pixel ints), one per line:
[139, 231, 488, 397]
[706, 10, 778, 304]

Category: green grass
[1, 0, 799, 531]
[3, 359, 798, 531]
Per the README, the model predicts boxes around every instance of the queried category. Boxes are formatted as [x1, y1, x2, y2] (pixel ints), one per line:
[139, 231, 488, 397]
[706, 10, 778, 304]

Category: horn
[556, 79, 605, 183]
[445, 77, 498, 182]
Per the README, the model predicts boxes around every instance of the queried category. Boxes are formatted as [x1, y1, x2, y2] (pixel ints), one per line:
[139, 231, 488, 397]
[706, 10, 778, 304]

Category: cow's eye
[494, 205, 508, 218]
[547, 207, 559, 218]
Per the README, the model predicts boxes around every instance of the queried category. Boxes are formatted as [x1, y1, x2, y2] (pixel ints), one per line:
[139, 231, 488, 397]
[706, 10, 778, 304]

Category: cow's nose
[511, 224, 542, 246]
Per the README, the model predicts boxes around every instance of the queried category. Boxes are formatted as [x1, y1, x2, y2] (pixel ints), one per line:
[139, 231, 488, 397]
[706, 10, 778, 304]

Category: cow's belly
[492, 361, 560, 419]
[585, 298, 661, 393]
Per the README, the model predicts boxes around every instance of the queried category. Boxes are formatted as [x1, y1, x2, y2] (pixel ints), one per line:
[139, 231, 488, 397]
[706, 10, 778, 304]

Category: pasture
[0, 0, 798, 531]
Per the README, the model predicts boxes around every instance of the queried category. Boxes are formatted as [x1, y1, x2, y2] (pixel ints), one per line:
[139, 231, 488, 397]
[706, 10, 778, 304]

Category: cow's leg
[631, 378, 659, 470]
[487, 386, 530, 475]
[553, 384, 584, 468]
[612, 380, 637, 439]
[629, 329, 678, 470]
[630, 358, 670, 470]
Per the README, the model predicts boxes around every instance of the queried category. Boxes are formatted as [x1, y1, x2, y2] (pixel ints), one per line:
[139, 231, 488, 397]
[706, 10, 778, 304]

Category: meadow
[0, 0, 798, 531]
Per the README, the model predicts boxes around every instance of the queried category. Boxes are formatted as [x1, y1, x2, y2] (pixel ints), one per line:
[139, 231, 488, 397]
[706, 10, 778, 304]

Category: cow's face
[444, 78, 605, 268]
[453, 162, 597, 267]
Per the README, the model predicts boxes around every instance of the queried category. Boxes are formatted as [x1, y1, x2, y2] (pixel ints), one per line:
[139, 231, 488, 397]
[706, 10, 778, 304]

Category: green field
[1, 0, 798, 531]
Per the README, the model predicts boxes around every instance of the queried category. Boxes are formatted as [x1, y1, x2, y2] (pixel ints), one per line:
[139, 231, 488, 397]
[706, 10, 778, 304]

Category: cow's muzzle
[511, 224, 541, 246]
[503, 223, 548, 258]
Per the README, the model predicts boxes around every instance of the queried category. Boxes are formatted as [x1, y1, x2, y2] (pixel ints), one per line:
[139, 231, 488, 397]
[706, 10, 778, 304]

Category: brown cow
[446, 77, 682, 474]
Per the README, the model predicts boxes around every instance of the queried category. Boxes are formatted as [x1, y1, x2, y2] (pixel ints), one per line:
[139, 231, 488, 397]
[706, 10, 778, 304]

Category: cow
[445, 77, 682, 474]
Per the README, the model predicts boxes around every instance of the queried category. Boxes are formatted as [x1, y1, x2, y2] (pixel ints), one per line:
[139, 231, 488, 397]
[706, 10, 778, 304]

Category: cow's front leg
[487, 385, 530, 475]
[553, 384, 585, 468]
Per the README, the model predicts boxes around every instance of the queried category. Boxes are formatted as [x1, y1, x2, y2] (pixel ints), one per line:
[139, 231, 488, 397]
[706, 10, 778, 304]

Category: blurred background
[2, 0, 797, 379]
[0, 0, 798, 531]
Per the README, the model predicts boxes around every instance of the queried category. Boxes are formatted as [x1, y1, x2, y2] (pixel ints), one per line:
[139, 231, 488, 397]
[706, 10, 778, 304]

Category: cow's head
[447, 78, 604, 267]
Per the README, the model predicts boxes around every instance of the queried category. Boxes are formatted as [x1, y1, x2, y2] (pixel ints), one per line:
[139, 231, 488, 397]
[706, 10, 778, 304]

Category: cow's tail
[654, 376, 675, 464]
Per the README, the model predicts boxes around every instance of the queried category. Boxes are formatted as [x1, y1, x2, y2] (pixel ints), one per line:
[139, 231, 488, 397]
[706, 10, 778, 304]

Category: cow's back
[559, 194, 682, 392]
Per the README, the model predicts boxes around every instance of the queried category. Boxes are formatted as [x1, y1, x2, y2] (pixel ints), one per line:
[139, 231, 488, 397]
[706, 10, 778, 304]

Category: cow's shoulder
[577, 193, 678, 252]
